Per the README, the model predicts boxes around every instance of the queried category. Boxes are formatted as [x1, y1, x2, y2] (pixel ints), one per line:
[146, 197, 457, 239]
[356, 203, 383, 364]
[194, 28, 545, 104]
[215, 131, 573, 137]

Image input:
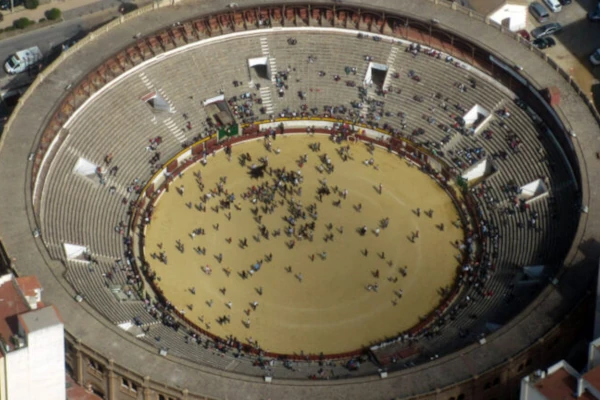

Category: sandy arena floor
[144, 134, 463, 355]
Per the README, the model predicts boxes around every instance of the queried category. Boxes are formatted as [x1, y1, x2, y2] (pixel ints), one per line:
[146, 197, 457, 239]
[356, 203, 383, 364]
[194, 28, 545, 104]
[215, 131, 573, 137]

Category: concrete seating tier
[37, 28, 578, 373]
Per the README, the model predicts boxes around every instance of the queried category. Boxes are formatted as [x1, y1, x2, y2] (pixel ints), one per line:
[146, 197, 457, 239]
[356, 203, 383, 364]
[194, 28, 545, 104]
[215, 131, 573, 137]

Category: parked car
[517, 29, 531, 41]
[529, 2, 550, 23]
[533, 37, 556, 49]
[589, 10, 600, 21]
[4, 46, 43, 75]
[0, 0, 22, 9]
[590, 49, 600, 66]
[543, 0, 562, 12]
[531, 22, 562, 39]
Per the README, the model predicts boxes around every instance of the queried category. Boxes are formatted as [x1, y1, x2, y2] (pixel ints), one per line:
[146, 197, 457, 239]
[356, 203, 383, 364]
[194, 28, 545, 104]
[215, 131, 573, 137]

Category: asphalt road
[0, 0, 151, 92]
[0, 17, 88, 88]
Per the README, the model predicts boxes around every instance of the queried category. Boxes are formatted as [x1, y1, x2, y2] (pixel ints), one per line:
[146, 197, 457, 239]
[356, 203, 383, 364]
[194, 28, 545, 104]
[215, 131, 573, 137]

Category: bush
[13, 17, 32, 29]
[45, 8, 61, 20]
[24, 0, 38, 9]
[38, 18, 45, 23]
[4, 26, 15, 32]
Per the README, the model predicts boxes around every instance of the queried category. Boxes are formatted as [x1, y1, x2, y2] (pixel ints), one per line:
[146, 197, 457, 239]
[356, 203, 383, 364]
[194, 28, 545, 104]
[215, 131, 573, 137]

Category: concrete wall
[6, 323, 65, 400]
[27, 324, 66, 400]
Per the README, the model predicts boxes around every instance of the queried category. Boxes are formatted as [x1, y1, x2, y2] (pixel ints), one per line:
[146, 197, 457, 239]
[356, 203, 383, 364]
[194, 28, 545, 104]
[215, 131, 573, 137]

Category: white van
[4, 46, 42, 74]
[543, 0, 562, 12]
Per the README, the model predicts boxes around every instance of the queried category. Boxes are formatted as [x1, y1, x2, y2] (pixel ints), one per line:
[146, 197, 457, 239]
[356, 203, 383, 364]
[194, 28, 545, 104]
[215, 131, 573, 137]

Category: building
[0, 273, 65, 400]
[520, 337, 600, 399]
[0, 0, 597, 399]
[468, 0, 528, 31]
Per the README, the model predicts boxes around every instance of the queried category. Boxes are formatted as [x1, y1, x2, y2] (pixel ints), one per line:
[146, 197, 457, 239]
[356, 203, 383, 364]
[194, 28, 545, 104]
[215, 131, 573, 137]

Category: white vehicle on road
[4, 46, 42, 74]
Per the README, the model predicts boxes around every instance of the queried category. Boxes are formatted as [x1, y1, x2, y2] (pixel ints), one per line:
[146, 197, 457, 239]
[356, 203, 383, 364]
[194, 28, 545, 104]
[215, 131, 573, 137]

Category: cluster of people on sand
[135, 121, 479, 366]
[71, 42, 515, 372]
[130, 39, 492, 352]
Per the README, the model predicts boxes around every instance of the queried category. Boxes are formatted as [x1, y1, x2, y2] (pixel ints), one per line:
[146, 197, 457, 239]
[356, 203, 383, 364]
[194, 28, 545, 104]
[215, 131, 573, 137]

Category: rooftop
[584, 366, 600, 396]
[66, 375, 102, 400]
[535, 367, 597, 400]
[15, 276, 41, 298]
[467, 0, 528, 16]
[18, 305, 63, 334]
[0, 277, 30, 351]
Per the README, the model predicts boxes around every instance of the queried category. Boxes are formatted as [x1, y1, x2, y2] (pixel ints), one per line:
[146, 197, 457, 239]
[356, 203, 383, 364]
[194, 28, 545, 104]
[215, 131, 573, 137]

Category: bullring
[0, 0, 595, 399]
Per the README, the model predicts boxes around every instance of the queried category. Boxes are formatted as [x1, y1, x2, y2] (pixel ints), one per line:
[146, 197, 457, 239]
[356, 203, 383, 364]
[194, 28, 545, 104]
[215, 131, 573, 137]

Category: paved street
[0, 18, 85, 85]
[526, 0, 600, 97]
[0, 0, 149, 91]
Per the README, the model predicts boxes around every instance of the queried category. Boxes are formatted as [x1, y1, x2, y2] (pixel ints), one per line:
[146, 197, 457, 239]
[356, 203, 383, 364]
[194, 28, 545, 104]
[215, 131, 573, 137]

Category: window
[121, 377, 129, 388]
[526, 358, 533, 366]
[87, 359, 104, 375]
[91, 360, 104, 373]
[159, 396, 166, 400]
[457, 395, 465, 400]
[130, 382, 138, 392]
[493, 377, 500, 386]
[547, 337, 560, 350]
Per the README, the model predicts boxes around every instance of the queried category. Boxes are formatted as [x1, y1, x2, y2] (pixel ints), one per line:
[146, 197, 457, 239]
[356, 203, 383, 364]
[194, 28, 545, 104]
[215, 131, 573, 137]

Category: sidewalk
[0, 0, 121, 28]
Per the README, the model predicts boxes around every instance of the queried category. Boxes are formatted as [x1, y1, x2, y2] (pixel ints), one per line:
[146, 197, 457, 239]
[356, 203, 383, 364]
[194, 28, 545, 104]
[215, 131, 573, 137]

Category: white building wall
[5, 347, 30, 400]
[5, 324, 65, 400]
[0, 359, 6, 400]
[489, 4, 527, 31]
[27, 325, 65, 400]
[519, 382, 549, 400]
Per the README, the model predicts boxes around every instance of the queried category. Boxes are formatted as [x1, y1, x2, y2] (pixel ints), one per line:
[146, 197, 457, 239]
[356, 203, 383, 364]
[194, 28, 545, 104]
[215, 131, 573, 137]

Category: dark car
[559, 0, 571, 4]
[0, 0, 23, 9]
[531, 22, 562, 39]
[589, 10, 600, 21]
[533, 37, 556, 49]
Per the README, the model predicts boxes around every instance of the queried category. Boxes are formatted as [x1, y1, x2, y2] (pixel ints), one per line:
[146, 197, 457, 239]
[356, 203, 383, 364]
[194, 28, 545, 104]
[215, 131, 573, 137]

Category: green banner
[217, 124, 239, 141]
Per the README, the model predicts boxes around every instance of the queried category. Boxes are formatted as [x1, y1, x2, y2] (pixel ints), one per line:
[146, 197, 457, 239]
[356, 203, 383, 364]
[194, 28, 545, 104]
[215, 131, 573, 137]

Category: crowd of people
[132, 122, 474, 373]
[97, 37, 539, 371]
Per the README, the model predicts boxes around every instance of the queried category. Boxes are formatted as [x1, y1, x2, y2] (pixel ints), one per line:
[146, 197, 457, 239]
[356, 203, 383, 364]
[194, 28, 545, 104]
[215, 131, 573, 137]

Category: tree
[13, 17, 32, 29]
[45, 8, 62, 20]
[24, 0, 39, 10]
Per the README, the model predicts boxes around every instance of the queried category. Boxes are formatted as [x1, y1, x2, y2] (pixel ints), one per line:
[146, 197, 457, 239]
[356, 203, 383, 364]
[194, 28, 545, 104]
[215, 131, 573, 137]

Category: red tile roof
[535, 367, 597, 400]
[66, 375, 103, 400]
[583, 366, 600, 396]
[0, 279, 30, 350]
[15, 276, 42, 298]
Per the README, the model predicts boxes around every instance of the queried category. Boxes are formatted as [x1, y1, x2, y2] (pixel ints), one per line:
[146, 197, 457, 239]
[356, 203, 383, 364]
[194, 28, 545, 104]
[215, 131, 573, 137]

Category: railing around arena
[129, 120, 483, 361]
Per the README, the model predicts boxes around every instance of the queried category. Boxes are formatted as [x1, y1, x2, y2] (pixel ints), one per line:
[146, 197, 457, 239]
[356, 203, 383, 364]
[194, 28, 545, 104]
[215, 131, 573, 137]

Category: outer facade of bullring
[0, 1, 595, 400]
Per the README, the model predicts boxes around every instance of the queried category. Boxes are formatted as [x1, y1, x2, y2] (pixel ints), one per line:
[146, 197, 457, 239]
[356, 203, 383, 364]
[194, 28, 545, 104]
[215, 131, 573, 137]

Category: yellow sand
[144, 134, 463, 355]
